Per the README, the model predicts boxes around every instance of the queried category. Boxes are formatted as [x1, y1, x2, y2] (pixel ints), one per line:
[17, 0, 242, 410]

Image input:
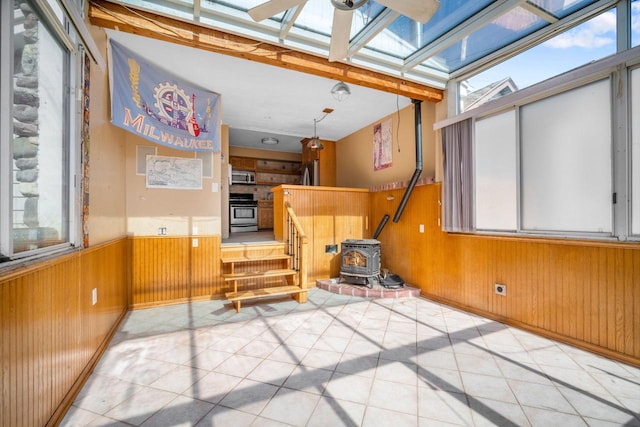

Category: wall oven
[230, 193, 258, 232]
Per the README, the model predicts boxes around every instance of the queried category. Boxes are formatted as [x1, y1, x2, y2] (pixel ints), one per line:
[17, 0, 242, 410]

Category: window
[474, 110, 517, 231]
[1, 1, 82, 261]
[633, 0, 640, 48]
[632, 67, 640, 235]
[520, 80, 612, 234]
[460, 8, 617, 112]
[463, 59, 637, 241]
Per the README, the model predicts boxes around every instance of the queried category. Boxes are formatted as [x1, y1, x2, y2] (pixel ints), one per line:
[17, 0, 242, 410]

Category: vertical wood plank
[0, 239, 128, 427]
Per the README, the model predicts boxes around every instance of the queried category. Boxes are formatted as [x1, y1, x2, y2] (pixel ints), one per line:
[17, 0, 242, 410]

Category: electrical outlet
[92, 288, 98, 305]
[192, 238, 199, 247]
[419, 224, 425, 233]
[494, 283, 507, 296]
[158, 227, 167, 235]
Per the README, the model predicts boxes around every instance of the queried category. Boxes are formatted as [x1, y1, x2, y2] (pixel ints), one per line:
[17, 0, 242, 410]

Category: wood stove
[340, 239, 381, 288]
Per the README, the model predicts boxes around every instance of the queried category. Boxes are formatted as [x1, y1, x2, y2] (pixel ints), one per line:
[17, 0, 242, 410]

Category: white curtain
[442, 118, 474, 232]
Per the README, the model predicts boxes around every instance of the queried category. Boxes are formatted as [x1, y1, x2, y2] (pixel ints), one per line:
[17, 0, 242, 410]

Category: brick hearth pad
[316, 278, 421, 299]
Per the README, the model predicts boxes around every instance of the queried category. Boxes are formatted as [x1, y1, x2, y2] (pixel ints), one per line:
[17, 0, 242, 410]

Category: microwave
[231, 169, 256, 185]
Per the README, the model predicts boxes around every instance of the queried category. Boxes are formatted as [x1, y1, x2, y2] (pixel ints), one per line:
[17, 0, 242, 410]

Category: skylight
[103, 0, 621, 88]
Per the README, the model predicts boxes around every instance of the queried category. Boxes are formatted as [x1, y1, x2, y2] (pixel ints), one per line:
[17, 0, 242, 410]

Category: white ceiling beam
[193, 0, 201, 21]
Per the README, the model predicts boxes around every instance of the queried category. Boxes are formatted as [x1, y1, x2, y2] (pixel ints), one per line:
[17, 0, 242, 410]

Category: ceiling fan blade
[328, 8, 353, 62]
[375, 0, 440, 24]
[248, 0, 305, 22]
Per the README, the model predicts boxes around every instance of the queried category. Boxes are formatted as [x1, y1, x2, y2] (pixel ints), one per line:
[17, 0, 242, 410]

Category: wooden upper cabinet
[230, 156, 302, 185]
[255, 159, 302, 185]
[229, 156, 256, 171]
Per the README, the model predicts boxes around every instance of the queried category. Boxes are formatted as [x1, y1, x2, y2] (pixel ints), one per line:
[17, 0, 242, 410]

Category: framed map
[146, 155, 203, 189]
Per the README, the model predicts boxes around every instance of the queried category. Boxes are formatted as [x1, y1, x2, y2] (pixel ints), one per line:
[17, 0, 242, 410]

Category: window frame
[437, 45, 640, 243]
[0, 0, 84, 265]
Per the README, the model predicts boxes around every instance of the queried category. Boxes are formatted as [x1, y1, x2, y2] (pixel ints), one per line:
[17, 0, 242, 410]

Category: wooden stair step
[223, 268, 297, 281]
[225, 285, 304, 302]
[221, 254, 291, 264]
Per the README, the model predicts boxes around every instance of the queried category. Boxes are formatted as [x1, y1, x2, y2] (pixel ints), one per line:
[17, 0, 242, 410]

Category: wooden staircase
[221, 243, 307, 312]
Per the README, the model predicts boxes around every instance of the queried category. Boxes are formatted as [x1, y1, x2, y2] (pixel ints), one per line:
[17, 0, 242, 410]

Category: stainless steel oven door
[230, 205, 258, 232]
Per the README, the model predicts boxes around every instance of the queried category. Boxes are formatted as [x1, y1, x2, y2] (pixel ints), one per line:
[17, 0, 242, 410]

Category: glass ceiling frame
[103, 0, 622, 89]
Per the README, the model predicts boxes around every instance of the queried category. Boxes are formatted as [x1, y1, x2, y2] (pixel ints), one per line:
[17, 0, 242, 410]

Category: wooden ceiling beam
[88, 0, 443, 103]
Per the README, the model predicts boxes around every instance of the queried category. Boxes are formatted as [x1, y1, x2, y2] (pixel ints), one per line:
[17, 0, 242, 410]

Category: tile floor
[62, 288, 640, 426]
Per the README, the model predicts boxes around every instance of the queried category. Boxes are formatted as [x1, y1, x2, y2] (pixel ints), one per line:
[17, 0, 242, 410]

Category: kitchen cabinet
[231, 156, 302, 185]
[258, 200, 274, 229]
[256, 159, 301, 185]
[229, 156, 256, 171]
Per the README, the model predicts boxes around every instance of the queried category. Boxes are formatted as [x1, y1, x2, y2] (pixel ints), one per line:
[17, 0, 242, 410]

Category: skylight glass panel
[206, 0, 286, 21]
[434, 6, 547, 73]
[293, 0, 335, 37]
[290, 0, 384, 39]
[351, 1, 386, 35]
[118, 0, 195, 20]
[365, 0, 495, 59]
[527, 0, 599, 19]
[212, 0, 270, 11]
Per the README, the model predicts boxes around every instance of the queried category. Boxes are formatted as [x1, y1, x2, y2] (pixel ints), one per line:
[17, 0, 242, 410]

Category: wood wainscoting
[0, 238, 128, 427]
[371, 183, 640, 366]
[129, 235, 225, 308]
[273, 185, 371, 281]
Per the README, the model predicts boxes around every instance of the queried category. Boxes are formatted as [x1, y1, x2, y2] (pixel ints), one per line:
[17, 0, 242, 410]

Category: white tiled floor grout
[62, 288, 640, 427]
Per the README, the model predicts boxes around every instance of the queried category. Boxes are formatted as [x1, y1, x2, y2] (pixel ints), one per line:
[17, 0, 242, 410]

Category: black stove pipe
[371, 99, 423, 239]
[372, 214, 389, 240]
[392, 98, 423, 223]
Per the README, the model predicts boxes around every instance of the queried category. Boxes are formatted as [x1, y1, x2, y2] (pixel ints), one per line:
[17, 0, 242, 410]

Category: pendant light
[306, 108, 333, 150]
[307, 118, 324, 150]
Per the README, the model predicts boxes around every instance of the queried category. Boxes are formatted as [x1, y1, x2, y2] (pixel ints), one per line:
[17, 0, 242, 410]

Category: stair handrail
[284, 201, 308, 291]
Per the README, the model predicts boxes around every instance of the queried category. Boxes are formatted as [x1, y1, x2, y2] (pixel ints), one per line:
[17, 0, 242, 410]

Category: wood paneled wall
[129, 235, 224, 308]
[273, 185, 370, 280]
[0, 238, 128, 427]
[372, 183, 640, 366]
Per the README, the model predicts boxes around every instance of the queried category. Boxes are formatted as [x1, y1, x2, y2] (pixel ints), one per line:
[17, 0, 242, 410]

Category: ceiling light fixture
[331, 81, 351, 102]
[261, 137, 279, 145]
[330, 0, 368, 11]
[306, 109, 333, 150]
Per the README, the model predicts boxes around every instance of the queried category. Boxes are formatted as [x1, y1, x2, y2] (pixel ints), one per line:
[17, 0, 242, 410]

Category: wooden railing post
[297, 234, 308, 302]
[284, 201, 309, 303]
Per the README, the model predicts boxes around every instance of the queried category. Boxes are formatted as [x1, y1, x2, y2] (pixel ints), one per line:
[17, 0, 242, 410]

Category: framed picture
[373, 118, 392, 171]
[146, 155, 203, 189]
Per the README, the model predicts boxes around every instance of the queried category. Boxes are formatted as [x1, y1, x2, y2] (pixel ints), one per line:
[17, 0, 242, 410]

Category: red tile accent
[316, 279, 421, 299]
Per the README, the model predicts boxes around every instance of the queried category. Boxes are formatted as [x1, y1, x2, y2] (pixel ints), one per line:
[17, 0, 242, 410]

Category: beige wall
[125, 135, 223, 236]
[336, 102, 437, 188]
[86, 25, 127, 245]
